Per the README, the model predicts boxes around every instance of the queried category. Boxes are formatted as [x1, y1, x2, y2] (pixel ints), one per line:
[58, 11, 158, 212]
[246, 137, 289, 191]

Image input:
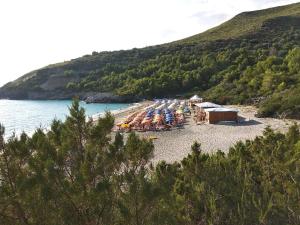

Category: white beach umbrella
[155, 103, 167, 110]
[167, 103, 176, 110]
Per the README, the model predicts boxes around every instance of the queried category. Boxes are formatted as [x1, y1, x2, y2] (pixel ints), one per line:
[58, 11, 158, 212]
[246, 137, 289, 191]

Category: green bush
[258, 87, 300, 118]
[0, 100, 299, 224]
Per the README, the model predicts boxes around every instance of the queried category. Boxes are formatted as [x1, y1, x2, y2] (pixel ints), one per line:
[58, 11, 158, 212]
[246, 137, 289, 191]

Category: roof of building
[204, 107, 239, 112]
[195, 102, 222, 108]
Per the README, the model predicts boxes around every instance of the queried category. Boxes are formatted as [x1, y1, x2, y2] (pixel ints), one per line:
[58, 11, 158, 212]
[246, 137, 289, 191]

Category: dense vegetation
[1, 100, 300, 225]
[1, 3, 300, 118]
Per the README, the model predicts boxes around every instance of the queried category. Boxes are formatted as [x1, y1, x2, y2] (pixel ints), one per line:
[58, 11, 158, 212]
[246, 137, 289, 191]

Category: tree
[285, 47, 300, 74]
[0, 100, 299, 225]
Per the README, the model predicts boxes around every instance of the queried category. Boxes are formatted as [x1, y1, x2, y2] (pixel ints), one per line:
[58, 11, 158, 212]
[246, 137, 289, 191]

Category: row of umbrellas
[117, 100, 189, 130]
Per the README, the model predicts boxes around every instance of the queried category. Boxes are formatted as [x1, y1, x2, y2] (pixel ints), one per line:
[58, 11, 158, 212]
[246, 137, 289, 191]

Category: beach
[92, 101, 153, 122]
[141, 105, 299, 163]
[103, 102, 299, 164]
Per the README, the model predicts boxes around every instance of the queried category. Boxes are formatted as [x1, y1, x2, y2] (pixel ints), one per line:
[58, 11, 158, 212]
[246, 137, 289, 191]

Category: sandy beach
[91, 101, 152, 122]
[105, 102, 299, 164]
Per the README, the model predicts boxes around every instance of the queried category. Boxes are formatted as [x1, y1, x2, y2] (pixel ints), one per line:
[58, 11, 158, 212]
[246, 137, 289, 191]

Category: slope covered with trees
[0, 101, 299, 224]
[1, 3, 300, 118]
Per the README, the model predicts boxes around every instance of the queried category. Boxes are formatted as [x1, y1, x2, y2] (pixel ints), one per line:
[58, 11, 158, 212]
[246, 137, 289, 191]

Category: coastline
[2, 98, 300, 163]
[91, 101, 152, 123]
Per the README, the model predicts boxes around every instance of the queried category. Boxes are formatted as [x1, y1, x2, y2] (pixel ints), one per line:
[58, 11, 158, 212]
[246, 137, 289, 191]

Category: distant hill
[1, 2, 300, 118]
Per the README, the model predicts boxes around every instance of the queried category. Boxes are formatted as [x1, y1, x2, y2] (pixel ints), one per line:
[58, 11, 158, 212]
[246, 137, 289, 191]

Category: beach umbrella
[176, 109, 183, 114]
[143, 102, 159, 111]
[183, 107, 191, 113]
[168, 103, 176, 110]
[155, 103, 167, 110]
[121, 124, 130, 128]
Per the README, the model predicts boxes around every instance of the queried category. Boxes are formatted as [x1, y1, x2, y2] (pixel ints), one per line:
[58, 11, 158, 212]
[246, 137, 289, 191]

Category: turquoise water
[0, 100, 130, 138]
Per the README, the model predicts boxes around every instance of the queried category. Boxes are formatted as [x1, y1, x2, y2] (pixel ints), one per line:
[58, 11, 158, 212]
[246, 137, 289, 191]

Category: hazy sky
[0, 0, 298, 86]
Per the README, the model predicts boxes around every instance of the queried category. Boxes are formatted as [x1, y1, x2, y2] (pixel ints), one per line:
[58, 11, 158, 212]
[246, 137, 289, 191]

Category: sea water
[0, 100, 130, 138]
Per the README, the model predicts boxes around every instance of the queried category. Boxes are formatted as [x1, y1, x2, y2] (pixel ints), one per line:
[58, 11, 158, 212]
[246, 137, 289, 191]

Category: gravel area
[110, 103, 299, 164]
[135, 105, 299, 164]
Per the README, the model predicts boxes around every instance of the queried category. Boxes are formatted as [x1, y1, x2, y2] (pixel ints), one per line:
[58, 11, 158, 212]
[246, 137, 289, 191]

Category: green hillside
[1, 2, 300, 118]
[177, 2, 300, 43]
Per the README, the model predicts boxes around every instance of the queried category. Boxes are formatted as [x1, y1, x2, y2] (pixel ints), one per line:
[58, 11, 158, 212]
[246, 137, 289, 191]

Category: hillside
[1, 2, 300, 118]
[177, 2, 300, 43]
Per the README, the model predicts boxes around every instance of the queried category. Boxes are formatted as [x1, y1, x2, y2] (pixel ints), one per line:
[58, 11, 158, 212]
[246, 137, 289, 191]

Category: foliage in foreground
[0, 101, 300, 225]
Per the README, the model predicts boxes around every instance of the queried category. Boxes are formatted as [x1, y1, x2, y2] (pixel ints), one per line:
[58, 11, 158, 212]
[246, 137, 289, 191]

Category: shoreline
[91, 100, 152, 123]
[5, 99, 298, 163]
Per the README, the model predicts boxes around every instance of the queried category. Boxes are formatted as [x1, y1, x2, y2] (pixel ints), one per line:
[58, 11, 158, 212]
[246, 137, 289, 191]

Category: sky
[0, 0, 299, 86]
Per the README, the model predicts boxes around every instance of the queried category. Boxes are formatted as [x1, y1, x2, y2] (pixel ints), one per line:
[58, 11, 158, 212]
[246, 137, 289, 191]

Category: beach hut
[194, 102, 222, 123]
[204, 107, 239, 124]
